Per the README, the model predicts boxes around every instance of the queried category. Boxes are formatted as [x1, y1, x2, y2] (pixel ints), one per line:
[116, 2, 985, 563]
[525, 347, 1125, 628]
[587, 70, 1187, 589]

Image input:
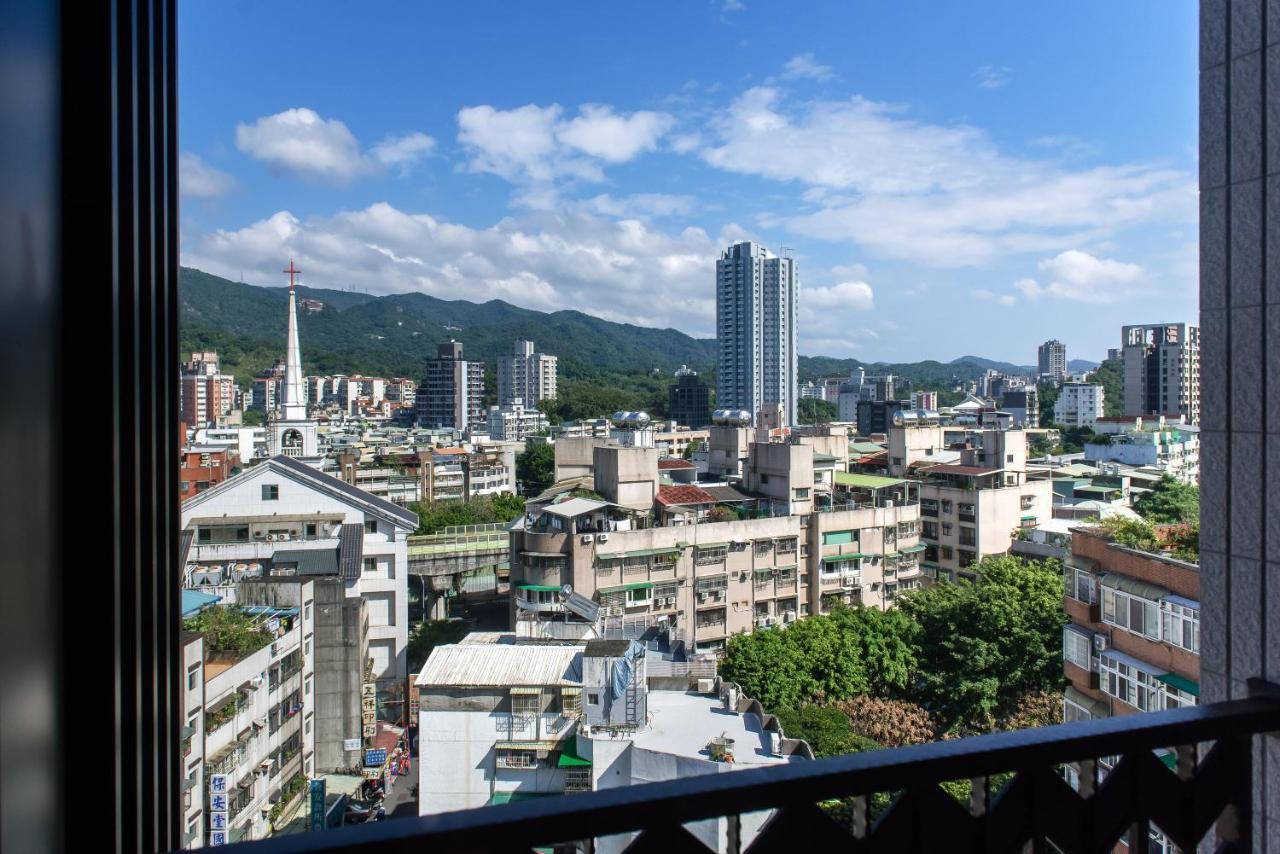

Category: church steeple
[269, 259, 320, 462]
[280, 259, 307, 422]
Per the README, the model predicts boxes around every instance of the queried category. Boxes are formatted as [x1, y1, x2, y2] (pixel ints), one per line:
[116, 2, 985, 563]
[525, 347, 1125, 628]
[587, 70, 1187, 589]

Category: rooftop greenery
[184, 606, 274, 660]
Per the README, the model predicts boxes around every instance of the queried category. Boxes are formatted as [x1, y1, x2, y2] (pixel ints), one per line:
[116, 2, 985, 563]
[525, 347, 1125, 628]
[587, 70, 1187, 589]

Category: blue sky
[179, 1, 1199, 365]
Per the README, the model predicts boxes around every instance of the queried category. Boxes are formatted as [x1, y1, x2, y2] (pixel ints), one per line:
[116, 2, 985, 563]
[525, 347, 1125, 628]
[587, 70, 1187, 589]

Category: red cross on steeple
[283, 259, 302, 293]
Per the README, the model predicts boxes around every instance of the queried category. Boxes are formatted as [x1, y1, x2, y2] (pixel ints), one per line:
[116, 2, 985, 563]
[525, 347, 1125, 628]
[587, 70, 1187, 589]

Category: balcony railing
[249, 692, 1280, 853]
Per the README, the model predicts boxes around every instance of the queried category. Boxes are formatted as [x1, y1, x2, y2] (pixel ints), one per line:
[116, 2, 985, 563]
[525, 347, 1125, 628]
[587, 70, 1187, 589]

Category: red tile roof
[657, 458, 696, 469]
[656, 484, 718, 506]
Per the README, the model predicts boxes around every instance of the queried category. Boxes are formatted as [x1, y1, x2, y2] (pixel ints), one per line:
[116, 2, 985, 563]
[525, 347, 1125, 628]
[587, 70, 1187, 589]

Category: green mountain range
[179, 267, 1079, 415]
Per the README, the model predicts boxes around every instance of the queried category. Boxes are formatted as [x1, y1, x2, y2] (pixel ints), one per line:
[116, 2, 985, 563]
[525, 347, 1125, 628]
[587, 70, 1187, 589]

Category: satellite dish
[560, 584, 573, 599]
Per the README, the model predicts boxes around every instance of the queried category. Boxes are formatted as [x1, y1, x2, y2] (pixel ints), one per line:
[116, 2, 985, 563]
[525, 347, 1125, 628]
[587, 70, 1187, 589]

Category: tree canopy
[516, 443, 555, 497]
[898, 556, 1065, 731]
[772, 705, 880, 758]
[720, 605, 917, 710]
[797, 397, 839, 425]
[1133, 475, 1199, 524]
[408, 492, 525, 535]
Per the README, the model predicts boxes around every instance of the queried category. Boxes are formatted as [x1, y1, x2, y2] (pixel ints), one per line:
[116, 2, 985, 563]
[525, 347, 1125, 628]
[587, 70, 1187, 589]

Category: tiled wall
[1198, 0, 1280, 847]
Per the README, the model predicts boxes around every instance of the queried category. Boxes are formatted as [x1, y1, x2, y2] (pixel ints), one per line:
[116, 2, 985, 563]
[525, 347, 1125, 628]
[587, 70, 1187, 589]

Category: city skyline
[178, 1, 1198, 365]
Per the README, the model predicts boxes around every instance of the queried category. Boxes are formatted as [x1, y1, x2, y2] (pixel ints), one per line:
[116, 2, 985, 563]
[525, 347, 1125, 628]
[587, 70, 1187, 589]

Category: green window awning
[1158, 750, 1177, 771]
[517, 584, 561, 592]
[557, 735, 592, 768]
[1156, 672, 1200, 697]
[488, 791, 555, 806]
[598, 581, 654, 593]
[695, 541, 729, 550]
[821, 553, 866, 563]
[495, 740, 554, 750]
[1020, 514, 1037, 521]
[899, 543, 928, 554]
[822, 530, 854, 546]
[1100, 573, 1169, 602]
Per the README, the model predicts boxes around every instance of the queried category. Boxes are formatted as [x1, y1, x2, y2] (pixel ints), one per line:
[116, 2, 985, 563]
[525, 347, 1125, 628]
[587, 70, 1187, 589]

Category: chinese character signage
[309, 778, 327, 832]
[343, 737, 362, 751]
[362, 723, 377, 738]
[209, 830, 228, 846]
[364, 748, 387, 767]
[209, 793, 228, 812]
[208, 774, 227, 794]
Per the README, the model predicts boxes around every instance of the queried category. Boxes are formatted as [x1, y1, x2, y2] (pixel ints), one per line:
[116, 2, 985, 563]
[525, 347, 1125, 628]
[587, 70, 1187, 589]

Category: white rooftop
[623, 692, 797, 767]
[542, 497, 610, 518]
[416, 643, 582, 688]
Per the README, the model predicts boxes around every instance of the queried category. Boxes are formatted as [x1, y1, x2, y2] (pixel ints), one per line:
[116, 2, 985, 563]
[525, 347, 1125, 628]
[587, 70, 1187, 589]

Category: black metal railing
[247, 693, 1280, 853]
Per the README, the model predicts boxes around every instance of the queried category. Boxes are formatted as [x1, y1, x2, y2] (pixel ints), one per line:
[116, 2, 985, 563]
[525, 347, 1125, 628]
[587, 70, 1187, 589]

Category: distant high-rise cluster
[1037, 339, 1067, 382]
[179, 351, 236, 428]
[1121, 323, 1200, 425]
[497, 339, 557, 410]
[668, 365, 711, 429]
[715, 242, 798, 426]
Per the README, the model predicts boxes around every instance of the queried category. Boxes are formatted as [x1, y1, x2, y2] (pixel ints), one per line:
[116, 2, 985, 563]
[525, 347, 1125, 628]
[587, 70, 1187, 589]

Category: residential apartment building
[486, 399, 548, 442]
[179, 454, 418, 699]
[1054, 382, 1105, 428]
[1060, 524, 1199, 837]
[887, 416, 1053, 580]
[418, 340, 485, 432]
[250, 362, 285, 416]
[180, 596, 315, 847]
[668, 365, 712, 429]
[180, 446, 233, 498]
[497, 339, 557, 410]
[1121, 323, 1201, 424]
[510, 441, 923, 654]
[1038, 339, 1067, 382]
[1000, 388, 1038, 428]
[415, 635, 811, 852]
[1085, 416, 1200, 486]
[715, 242, 798, 427]
[910, 391, 938, 411]
[180, 351, 236, 429]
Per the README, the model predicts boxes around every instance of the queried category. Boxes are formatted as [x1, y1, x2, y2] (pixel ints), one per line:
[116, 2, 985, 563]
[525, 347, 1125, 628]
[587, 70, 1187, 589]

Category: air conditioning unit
[581, 535, 593, 544]
[597, 533, 609, 543]
[1092, 634, 1109, 652]
[698, 592, 709, 602]
[756, 617, 768, 628]
[766, 617, 776, 627]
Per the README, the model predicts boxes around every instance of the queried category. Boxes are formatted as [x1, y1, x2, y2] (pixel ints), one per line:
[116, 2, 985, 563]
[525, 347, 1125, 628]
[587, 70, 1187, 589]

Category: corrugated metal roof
[272, 548, 339, 576]
[542, 497, 609, 518]
[416, 644, 583, 687]
[338, 523, 364, 579]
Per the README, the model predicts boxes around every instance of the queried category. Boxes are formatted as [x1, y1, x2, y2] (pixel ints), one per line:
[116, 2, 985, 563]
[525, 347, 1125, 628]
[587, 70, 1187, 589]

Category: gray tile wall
[1200, 0, 1278, 849]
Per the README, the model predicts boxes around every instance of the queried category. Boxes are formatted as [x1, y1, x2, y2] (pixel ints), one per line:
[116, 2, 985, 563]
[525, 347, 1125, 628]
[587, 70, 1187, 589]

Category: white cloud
[179, 153, 235, 197]
[721, 0, 745, 14]
[556, 105, 674, 162]
[780, 53, 835, 82]
[804, 280, 874, 310]
[182, 202, 725, 335]
[583, 193, 697, 217]
[456, 102, 674, 193]
[698, 87, 1194, 266]
[369, 132, 437, 171]
[235, 108, 434, 182]
[1014, 249, 1143, 303]
[669, 132, 703, 154]
[972, 65, 1012, 90]
[973, 288, 1016, 306]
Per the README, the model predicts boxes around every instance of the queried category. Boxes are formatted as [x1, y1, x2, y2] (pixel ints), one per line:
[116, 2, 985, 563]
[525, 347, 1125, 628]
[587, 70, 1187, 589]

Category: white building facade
[715, 242, 799, 427]
[497, 339, 557, 409]
[1054, 383, 1105, 428]
[180, 455, 418, 696]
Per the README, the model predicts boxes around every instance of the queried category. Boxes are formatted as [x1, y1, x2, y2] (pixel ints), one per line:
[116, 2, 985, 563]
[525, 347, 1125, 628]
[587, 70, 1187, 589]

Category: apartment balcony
[267, 695, 1279, 853]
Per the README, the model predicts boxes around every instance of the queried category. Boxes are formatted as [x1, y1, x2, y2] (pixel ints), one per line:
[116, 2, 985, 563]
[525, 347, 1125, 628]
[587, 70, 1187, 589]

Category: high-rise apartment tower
[1121, 323, 1200, 425]
[715, 242, 798, 426]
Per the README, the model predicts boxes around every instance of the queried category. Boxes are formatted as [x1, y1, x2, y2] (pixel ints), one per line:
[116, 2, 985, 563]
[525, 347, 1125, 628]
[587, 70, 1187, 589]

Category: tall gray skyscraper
[1037, 339, 1067, 381]
[715, 242, 798, 426]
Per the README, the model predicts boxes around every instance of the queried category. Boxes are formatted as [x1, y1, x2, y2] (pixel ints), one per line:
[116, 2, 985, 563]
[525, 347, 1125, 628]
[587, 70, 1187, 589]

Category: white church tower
[269, 259, 320, 462]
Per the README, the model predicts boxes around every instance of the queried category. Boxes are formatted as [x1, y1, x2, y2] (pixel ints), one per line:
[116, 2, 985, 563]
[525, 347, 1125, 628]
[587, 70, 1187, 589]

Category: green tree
[720, 606, 916, 709]
[407, 619, 468, 673]
[516, 443, 555, 496]
[1097, 515, 1159, 551]
[1037, 381, 1059, 427]
[773, 705, 880, 758]
[240, 409, 263, 426]
[408, 493, 526, 535]
[184, 607, 272, 658]
[1091, 358, 1124, 417]
[1057, 426, 1096, 454]
[797, 398, 839, 425]
[1133, 475, 1199, 524]
[898, 556, 1065, 732]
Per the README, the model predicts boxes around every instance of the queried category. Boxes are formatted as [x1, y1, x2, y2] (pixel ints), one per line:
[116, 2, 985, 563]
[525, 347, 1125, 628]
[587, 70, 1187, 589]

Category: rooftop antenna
[779, 244, 794, 260]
